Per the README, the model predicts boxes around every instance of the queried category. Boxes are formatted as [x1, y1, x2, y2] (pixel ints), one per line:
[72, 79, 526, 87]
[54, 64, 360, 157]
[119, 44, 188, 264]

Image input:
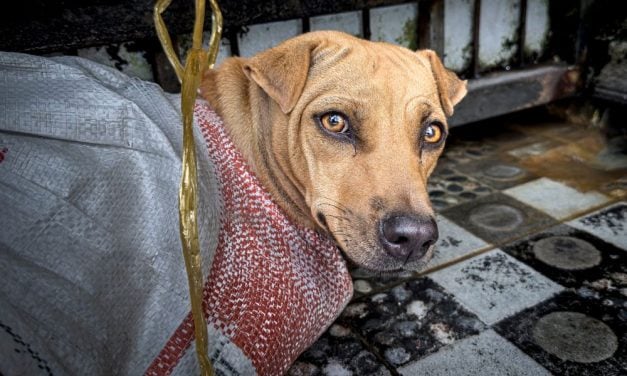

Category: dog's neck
[200, 59, 316, 230]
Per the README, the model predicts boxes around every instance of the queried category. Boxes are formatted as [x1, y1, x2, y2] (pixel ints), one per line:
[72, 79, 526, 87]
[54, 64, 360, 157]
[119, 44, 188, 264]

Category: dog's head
[214, 31, 466, 272]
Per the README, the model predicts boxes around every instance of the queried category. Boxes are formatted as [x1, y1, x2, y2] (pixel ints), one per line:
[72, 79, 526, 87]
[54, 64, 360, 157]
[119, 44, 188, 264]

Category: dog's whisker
[318, 196, 352, 212]
[316, 202, 349, 215]
[331, 232, 351, 237]
[329, 225, 351, 234]
[324, 214, 350, 222]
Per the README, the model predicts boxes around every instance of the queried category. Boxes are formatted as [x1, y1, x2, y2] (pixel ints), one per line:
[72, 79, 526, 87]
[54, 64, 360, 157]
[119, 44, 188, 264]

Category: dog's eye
[320, 113, 349, 134]
[424, 123, 443, 144]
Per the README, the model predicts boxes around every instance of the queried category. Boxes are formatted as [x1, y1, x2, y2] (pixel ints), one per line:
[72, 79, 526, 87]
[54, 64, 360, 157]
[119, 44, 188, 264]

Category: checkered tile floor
[289, 114, 627, 375]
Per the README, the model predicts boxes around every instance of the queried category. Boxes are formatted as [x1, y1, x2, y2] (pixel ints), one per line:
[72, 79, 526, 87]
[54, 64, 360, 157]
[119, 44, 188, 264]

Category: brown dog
[201, 31, 466, 273]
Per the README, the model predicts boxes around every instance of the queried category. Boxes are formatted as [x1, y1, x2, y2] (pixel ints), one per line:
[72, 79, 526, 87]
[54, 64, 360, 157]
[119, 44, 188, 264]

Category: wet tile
[455, 158, 537, 190]
[428, 215, 490, 270]
[441, 193, 557, 245]
[289, 324, 390, 376]
[494, 292, 626, 375]
[571, 133, 623, 162]
[600, 176, 627, 199]
[517, 142, 626, 193]
[594, 135, 627, 171]
[429, 250, 563, 325]
[501, 224, 626, 301]
[398, 329, 550, 376]
[439, 141, 500, 165]
[428, 166, 495, 211]
[238, 19, 302, 57]
[504, 178, 610, 220]
[310, 11, 363, 37]
[512, 121, 589, 143]
[341, 278, 486, 368]
[568, 202, 627, 250]
[507, 140, 561, 159]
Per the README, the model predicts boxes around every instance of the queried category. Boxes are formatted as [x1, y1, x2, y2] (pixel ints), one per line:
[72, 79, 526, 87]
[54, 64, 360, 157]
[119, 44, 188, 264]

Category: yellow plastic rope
[154, 1, 222, 375]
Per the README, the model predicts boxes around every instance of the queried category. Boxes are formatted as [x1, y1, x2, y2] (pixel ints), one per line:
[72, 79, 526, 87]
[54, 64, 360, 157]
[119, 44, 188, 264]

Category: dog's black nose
[379, 215, 438, 262]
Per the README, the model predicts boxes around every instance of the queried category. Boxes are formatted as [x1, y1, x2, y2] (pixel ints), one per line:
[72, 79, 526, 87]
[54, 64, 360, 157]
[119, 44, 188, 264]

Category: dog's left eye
[320, 113, 350, 134]
[423, 123, 444, 144]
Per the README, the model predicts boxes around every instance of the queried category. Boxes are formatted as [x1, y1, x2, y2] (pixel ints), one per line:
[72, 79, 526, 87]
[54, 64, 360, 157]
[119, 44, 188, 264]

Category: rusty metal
[470, 0, 482, 78]
[417, 0, 444, 56]
[595, 60, 627, 103]
[226, 30, 240, 57]
[154, 0, 223, 374]
[517, 0, 528, 67]
[362, 7, 371, 41]
[302, 16, 311, 33]
[450, 64, 582, 127]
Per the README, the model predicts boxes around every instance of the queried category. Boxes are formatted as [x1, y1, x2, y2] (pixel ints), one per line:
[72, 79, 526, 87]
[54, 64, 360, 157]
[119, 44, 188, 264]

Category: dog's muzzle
[378, 214, 438, 264]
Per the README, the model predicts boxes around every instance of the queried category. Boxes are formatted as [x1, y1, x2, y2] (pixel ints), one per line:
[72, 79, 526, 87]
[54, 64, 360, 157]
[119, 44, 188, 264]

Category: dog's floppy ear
[417, 49, 467, 117]
[243, 39, 314, 114]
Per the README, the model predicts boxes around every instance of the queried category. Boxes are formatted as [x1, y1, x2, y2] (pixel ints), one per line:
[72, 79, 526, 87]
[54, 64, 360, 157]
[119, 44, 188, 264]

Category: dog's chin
[337, 245, 435, 276]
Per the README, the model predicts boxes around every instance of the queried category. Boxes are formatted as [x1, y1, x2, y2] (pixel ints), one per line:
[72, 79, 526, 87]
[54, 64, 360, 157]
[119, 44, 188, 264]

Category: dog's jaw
[313, 197, 438, 272]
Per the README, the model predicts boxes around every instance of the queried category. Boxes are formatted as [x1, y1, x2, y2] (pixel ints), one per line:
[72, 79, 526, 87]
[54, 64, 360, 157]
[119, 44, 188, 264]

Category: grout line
[555, 197, 623, 223]
[420, 243, 497, 274]
[430, 198, 620, 269]
[346, 326, 402, 376]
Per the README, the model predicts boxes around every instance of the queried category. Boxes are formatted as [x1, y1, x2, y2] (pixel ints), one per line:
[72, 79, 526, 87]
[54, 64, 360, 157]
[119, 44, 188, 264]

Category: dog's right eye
[320, 113, 350, 134]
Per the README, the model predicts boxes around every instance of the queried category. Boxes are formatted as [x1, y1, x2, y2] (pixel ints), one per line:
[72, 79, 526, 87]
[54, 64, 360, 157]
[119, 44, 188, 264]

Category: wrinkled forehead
[308, 40, 439, 102]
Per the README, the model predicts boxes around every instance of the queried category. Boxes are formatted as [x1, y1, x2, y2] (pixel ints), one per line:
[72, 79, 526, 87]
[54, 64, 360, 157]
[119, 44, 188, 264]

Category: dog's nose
[379, 215, 438, 262]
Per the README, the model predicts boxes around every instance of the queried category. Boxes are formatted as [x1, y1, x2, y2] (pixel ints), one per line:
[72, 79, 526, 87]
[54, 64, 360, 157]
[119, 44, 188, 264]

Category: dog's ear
[243, 39, 315, 114]
[417, 49, 467, 117]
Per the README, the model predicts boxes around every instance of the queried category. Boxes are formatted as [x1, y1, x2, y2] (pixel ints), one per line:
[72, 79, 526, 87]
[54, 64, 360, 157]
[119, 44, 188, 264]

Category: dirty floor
[289, 108, 627, 375]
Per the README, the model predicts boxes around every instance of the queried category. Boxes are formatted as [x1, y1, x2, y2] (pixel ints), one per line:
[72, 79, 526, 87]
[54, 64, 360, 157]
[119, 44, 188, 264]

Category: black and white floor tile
[291, 120, 627, 375]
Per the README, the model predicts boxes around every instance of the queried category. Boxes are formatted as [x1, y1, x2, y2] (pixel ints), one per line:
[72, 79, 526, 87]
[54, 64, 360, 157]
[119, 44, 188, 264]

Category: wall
[73, 0, 551, 90]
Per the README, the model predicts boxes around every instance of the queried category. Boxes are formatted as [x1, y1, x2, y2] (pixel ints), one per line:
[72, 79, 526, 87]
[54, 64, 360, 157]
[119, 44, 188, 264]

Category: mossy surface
[395, 17, 417, 50]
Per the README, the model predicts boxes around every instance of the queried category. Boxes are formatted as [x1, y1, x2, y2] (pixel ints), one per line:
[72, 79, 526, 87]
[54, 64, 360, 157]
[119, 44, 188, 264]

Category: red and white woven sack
[146, 102, 354, 375]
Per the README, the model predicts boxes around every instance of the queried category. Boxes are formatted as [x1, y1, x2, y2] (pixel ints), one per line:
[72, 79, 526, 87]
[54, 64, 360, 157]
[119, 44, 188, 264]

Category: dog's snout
[379, 215, 438, 262]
